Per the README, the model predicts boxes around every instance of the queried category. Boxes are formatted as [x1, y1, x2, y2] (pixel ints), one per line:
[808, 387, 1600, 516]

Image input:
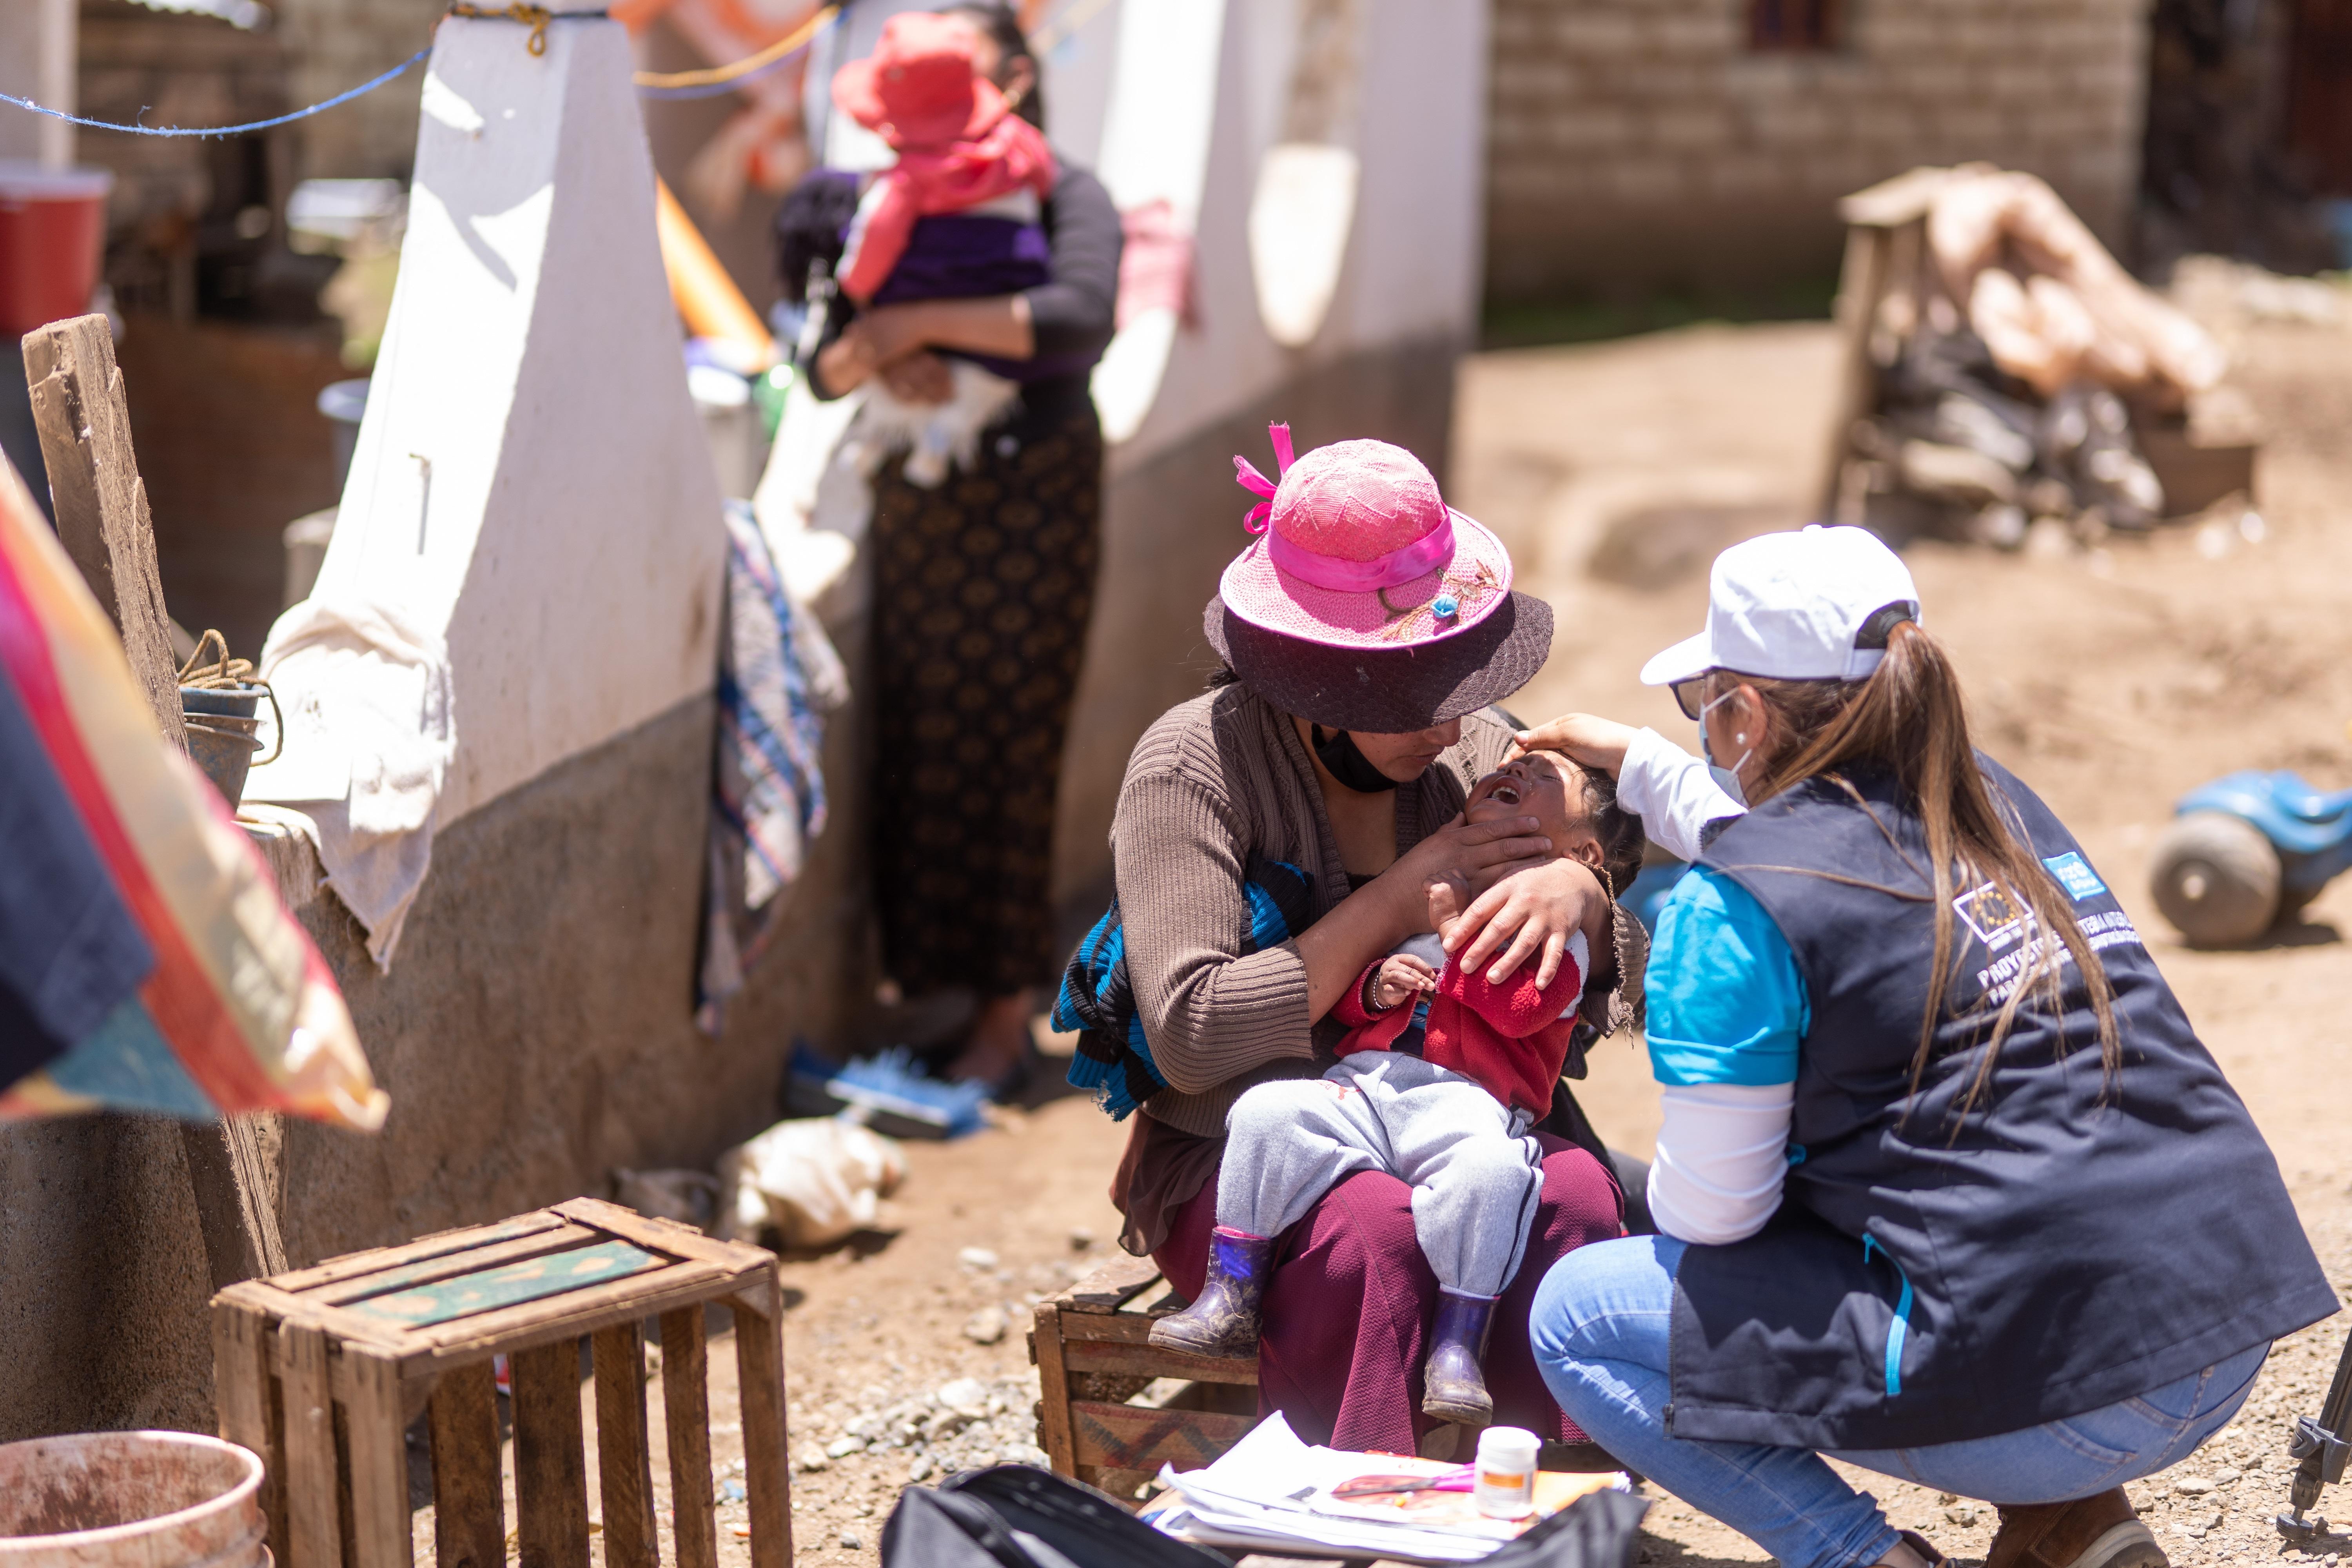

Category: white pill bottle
[1473, 1425, 1541, 1519]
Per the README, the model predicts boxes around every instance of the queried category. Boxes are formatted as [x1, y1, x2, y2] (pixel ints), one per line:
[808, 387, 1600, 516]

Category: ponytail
[1741, 622, 2120, 1116]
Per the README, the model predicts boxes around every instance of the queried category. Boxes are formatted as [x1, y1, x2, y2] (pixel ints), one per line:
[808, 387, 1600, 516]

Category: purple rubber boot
[1149, 1227, 1273, 1357]
[1421, 1289, 1498, 1424]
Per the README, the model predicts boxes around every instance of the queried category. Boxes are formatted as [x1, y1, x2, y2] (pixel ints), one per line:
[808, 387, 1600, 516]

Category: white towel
[241, 597, 456, 970]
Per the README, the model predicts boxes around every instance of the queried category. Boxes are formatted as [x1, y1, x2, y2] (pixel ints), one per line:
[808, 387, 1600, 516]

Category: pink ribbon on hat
[1232, 423, 1297, 533]
[1231, 422, 1459, 592]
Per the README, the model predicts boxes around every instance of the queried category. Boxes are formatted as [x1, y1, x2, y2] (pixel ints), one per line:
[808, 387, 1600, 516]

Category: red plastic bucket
[0, 162, 113, 339]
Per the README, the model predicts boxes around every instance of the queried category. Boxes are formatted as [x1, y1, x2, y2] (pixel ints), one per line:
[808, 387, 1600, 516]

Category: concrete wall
[1484, 0, 2151, 303]
[0, 683, 871, 1438]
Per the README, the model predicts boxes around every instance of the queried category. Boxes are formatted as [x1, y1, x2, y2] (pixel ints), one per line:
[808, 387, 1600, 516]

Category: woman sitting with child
[1102, 427, 1644, 1454]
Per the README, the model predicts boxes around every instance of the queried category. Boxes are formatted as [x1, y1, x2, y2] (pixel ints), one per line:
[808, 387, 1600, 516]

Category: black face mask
[1312, 726, 1402, 793]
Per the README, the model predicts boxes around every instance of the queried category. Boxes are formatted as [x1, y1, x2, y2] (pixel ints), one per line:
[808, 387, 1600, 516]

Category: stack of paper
[1147, 1415, 1628, 1565]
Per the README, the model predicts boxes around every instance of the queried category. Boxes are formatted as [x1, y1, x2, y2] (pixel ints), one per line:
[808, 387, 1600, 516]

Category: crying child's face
[1465, 751, 1587, 851]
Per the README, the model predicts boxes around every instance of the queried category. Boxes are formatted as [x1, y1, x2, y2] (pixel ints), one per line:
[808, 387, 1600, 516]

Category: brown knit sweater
[1110, 682, 1639, 1140]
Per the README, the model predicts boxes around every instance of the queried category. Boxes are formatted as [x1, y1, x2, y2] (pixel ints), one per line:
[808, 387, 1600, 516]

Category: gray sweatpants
[1218, 1053, 1545, 1298]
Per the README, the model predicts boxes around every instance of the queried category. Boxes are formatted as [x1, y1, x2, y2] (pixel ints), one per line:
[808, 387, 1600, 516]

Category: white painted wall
[1125, 0, 1488, 468]
[307, 2, 725, 826]
[0, 0, 76, 167]
[801, 0, 1490, 468]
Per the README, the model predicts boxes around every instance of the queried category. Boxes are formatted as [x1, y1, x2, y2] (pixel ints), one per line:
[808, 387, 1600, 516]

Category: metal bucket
[0, 1430, 267, 1567]
[182, 684, 275, 811]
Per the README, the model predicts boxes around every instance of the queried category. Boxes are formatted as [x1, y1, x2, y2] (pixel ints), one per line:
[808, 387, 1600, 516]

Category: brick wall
[1485, 0, 2151, 304]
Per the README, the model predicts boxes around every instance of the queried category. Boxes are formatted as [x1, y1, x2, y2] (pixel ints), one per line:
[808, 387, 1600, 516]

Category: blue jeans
[1530, 1236, 2267, 1568]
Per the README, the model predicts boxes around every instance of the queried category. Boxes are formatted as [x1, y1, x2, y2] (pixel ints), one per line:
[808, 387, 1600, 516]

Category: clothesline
[0, 2, 831, 136]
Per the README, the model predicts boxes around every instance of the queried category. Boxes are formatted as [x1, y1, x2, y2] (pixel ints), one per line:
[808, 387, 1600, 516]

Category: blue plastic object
[2176, 770, 2352, 897]
[786, 1040, 989, 1140]
[1623, 859, 1691, 935]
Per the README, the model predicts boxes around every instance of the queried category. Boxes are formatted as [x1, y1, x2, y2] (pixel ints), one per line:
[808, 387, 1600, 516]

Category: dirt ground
[413, 283, 2352, 1568]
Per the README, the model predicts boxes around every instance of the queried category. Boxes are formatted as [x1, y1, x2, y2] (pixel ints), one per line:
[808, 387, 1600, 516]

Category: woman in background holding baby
[786, 4, 1121, 1089]
[1106, 426, 1645, 1455]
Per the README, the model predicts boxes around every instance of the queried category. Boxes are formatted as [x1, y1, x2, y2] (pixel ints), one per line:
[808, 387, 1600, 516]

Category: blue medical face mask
[1698, 686, 1754, 806]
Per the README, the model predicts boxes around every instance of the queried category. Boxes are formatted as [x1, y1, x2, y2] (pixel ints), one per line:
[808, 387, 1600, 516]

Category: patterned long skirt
[866, 399, 1102, 999]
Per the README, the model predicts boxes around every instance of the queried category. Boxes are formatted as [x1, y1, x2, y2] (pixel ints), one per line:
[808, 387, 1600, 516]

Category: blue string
[0, 49, 430, 139]
[0, 6, 819, 134]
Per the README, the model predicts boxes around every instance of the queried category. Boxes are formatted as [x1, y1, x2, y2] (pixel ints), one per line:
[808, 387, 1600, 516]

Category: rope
[447, 3, 608, 57]
[631, 5, 835, 89]
[0, 49, 430, 138]
[178, 630, 283, 766]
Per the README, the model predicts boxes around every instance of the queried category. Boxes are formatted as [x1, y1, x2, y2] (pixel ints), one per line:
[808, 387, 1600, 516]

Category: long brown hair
[1727, 621, 2119, 1116]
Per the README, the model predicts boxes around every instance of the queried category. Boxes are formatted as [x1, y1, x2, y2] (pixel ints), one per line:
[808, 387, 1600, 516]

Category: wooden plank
[341, 1240, 664, 1330]
[276, 1322, 341, 1568]
[1817, 221, 1893, 518]
[1067, 1401, 1254, 1473]
[554, 1197, 775, 1270]
[1835, 163, 1965, 229]
[1061, 1338, 1258, 1385]
[428, 1360, 505, 1568]
[212, 1303, 287, 1568]
[1056, 1253, 1161, 1314]
[732, 1294, 794, 1568]
[408, 1260, 739, 1363]
[271, 1212, 568, 1293]
[660, 1307, 718, 1568]
[342, 1349, 412, 1568]
[22, 314, 183, 746]
[313, 1223, 604, 1307]
[511, 1339, 591, 1568]
[592, 1324, 660, 1568]
[23, 316, 293, 1302]
[1031, 1301, 1078, 1478]
[1053, 1311, 1185, 1348]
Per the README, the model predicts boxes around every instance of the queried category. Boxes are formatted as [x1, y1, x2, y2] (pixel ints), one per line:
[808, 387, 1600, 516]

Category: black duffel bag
[880, 1463, 1651, 1568]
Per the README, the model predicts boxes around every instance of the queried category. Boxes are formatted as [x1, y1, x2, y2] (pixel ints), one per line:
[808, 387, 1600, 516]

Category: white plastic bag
[716, 1116, 907, 1249]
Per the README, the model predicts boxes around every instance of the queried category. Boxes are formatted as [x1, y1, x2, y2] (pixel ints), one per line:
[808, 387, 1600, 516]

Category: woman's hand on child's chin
[1443, 855, 1602, 989]
[1377, 813, 1548, 942]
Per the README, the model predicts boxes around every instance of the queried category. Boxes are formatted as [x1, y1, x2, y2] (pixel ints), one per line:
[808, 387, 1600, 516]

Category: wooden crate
[1817, 163, 2258, 522]
[211, 1196, 793, 1568]
[1027, 1253, 1257, 1493]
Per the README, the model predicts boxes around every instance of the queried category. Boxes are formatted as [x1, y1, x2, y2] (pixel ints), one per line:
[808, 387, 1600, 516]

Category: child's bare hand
[1373, 953, 1439, 1011]
[1425, 873, 1471, 942]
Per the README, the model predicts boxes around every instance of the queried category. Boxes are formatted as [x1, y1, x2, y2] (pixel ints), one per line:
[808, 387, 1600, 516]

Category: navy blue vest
[1668, 757, 2334, 1451]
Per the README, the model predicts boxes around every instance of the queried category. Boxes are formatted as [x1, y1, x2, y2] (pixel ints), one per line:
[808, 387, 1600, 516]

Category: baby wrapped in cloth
[825, 13, 1056, 485]
[1150, 751, 1647, 1425]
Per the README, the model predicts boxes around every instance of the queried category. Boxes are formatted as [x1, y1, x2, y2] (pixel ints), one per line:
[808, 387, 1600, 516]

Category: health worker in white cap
[1513, 526, 2327, 1568]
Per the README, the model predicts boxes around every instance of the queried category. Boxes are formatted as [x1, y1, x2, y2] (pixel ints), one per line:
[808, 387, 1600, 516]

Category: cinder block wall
[1484, 0, 2151, 304]
[275, 0, 446, 179]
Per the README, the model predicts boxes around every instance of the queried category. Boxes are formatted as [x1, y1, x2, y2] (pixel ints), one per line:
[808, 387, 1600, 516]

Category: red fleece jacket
[1331, 947, 1584, 1118]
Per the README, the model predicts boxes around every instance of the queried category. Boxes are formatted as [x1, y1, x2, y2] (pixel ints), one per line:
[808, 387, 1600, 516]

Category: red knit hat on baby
[830, 13, 1011, 150]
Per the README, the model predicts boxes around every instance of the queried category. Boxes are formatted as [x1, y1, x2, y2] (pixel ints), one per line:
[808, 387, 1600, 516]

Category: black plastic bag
[880, 1463, 1651, 1568]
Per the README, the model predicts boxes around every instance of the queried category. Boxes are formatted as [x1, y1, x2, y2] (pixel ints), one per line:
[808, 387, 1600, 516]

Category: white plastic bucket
[0, 1430, 267, 1568]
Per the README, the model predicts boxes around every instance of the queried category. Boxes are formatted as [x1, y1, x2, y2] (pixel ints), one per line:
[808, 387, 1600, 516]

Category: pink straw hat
[1205, 425, 1554, 731]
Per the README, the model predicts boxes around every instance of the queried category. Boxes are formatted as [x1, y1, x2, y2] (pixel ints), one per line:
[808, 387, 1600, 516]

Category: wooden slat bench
[212, 1197, 793, 1568]
[1028, 1253, 1257, 1495]
[1030, 1255, 1632, 1496]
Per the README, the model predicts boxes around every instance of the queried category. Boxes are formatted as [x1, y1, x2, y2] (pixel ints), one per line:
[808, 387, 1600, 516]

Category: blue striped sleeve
[1644, 867, 1808, 1088]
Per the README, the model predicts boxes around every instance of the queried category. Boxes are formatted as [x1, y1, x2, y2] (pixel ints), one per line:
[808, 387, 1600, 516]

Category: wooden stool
[210, 1196, 792, 1568]
[1028, 1254, 1256, 1494]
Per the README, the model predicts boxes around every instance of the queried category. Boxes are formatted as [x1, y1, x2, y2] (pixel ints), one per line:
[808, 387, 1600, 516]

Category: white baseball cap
[1639, 525, 1921, 688]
